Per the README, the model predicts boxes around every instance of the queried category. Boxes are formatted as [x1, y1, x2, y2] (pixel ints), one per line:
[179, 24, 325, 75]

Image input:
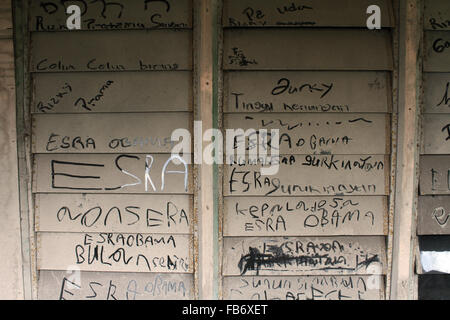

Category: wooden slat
[224, 71, 392, 113]
[223, 29, 393, 70]
[37, 232, 193, 273]
[0, 1, 12, 38]
[224, 196, 388, 236]
[33, 153, 193, 194]
[424, 31, 450, 72]
[418, 196, 450, 235]
[422, 114, 450, 154]
[424, 0, 450, 31]
[419, 155, 450, 195]
[31, 30, 192, 72]
[223, 0, 393, 28]
[224, 154, 390, 196]
[222, 236, 386, 276]
[423, 73, 450, 113]
[32, 113, 192, 153]
[35, 194, 193, 234]
[32, 71, 192, 113]
[38, 271, 194, 300]
[29, 0, 192, 31]
[224, 113, 390, 155]
[0, 38, 14, 77]
[223, 275, 385, 300]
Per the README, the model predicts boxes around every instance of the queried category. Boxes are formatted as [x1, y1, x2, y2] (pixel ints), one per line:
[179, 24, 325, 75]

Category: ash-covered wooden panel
[0, 0, 12, 38]
[37, 232, 193, 273]
[223, 275, 384, 300]
[0, 38, 14, 77]
[224, 154, 389, 196]
[419, 155, 450, 195]
[423, 73, 450, 113]
[31, 30, 192, 72]
[32, 113, 192, 153]
[224, 196, 388, 237]
[222, 236, 386, 276]
[38, 270, 194, 300]
[418, 196, 450, 235]
[35, 193, 193, 234]
[33, 153, 193, 194]
[30, 0, 192, 31]
[32, 71, 192, 113]
[424, 0, 450, 31]
[424, 31, 450, 72]
[223, 29, 393, 71]
[224, 113, 390, 155]
[224, 71, 392, 113]
[223, 0, 393, 28]
[422, 114, 450, 154]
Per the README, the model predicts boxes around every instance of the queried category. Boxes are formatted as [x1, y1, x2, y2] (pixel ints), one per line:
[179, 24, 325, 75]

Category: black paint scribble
[237, 245, 381, 275]
[237, 246, 348, 275]
[437, 82, 450, 107]
[228, 48, 258, 67]
[144, 0, 170, 12]
[40, 1, 59, 14]
[90, 0, 124, 18]
[348, 118, 373, 124]
[356, 254, 380, 269]
[442, 123, 450, 141]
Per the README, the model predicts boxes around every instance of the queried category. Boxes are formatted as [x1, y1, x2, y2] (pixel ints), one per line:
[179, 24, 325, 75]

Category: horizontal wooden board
[31, 30, 192, 72]
[223, 29, 393, 70]
[419, 155, 450, 195]
[224, 196, 387, 236]
[33, 153, 193, 194]
[32, 113, 192, 153]
[418, 196, 450, 235]
[424, 31, 450, 72]
[35, 194, 193, 234]
[0, 38, 14, 77]
[424, 0, 450, 31]
[223, 236, 386, 276]
[223, 275, 384, 300]
[38, 271, 194, 300]
[422, 114, 450, 154]
[30, 0, 192, 31]
[32, 71, 192, 113]
[423, 73, 450, 113]
[224, 154, 389, 196]
[224, 71, 392, 113]
[0, 1, 12, 38]
[224, 113, 390, 155]
[37, 232, 193, 273]
[223, 0, 393, 28]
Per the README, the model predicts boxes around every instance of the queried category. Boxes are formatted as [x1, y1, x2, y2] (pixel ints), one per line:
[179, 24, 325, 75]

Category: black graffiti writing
[36, 82, 72, 113]
[56, 202, 189, 229]
[74, 80, 114, 111]
[433, 38, 450, 53]
[271, 78, 333, 98]
[438, 82, 450, 107]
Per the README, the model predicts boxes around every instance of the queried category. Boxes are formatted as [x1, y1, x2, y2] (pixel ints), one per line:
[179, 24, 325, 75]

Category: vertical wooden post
[0, 0, 24, 300]
[391, 0, 421, 300]
[197, 0, 218, 300]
